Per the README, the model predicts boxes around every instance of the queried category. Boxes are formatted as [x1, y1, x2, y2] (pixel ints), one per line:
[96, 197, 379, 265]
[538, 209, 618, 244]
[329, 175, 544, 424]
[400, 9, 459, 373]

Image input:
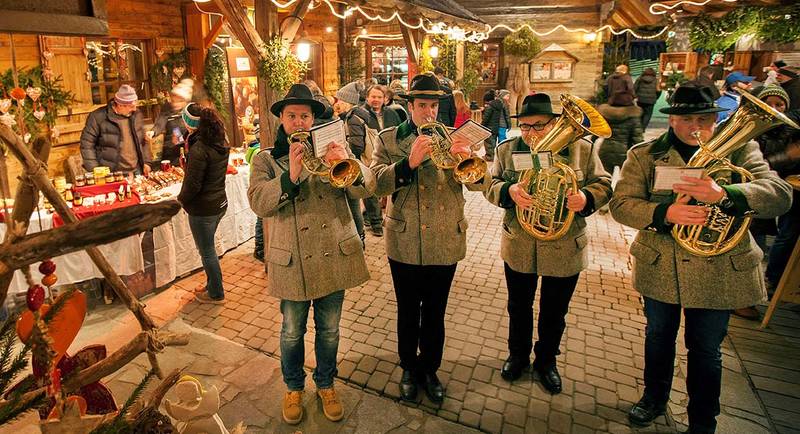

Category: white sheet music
[311, 119, 346, 158]
[653, 166, 704, 191]
[512, 152, 533, 171]
[450, 120, 492, 146]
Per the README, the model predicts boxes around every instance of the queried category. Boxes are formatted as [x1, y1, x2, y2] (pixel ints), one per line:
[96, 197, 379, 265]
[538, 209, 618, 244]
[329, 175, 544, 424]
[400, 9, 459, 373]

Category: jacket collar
[397, 120, 416, 141]
[648, 130, 672, 157]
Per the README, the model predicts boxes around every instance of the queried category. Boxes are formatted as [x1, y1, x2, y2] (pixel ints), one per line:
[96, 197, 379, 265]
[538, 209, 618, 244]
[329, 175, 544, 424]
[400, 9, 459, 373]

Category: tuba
[289, 130, 362, 188]
[417, 119, 488, 184]
[516, 95, 611, 241]
[672, 90, 799, 257]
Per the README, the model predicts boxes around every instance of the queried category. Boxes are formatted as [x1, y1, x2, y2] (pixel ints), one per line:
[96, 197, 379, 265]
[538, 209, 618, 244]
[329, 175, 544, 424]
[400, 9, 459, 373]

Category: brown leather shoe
[317, 387, 344, 421]
[733, 306, 759, 320]
[282, 391, 304, 425]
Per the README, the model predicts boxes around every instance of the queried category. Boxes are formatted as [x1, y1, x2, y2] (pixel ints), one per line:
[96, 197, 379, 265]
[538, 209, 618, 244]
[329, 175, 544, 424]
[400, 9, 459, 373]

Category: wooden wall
[285, 7, 341, 95]
[2, 0, 185, 192]
[529, 33, 604, 102]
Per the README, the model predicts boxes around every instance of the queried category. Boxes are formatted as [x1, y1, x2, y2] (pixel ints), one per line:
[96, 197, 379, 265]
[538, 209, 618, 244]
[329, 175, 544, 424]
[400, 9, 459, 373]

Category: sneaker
[371, 226, 384, 237]
[317, 387, 344, 422]
[194, 292, 224, 304]
[282, 391, 304, 424]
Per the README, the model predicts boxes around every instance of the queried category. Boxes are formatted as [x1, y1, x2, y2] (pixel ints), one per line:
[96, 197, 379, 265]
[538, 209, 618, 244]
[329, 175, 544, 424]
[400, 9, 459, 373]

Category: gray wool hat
[335, 82, 361, 106]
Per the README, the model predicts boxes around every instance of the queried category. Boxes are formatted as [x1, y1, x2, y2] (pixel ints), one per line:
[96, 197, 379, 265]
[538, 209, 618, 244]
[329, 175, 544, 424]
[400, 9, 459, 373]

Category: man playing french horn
[610, 82, 794, 434]
[484, 93, 612, 394]
[247, 83, 376, 426]
[370, 73, 488, 404]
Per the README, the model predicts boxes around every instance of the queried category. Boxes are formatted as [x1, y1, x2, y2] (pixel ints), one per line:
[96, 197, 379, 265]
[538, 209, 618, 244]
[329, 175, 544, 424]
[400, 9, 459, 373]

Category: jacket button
[304, 254, 312, 259]
[437, 185, 442, 190]
[281, 193, 288, 201]
[420, 185, 426, 190]
[421, 224, 427, 229]
[324, 252, 330, 257]
[439, 205, 445, 211]
[398, 178, 404, 183]
[322, 223, 327, 228]
[300, 227, 309, 232]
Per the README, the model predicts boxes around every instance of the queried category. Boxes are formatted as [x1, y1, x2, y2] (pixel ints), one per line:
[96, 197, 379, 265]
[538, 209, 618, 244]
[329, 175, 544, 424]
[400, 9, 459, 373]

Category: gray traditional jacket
[484, 136, 612, 276]
[610, 132, 793, 309]
[248, 149, 375, 301]
[370, 121, 489, 266]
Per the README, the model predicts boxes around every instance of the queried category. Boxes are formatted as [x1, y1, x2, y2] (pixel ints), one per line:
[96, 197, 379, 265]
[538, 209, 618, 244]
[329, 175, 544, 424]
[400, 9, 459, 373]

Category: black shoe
[253, 251, 264, 261]
[422, 372, 444, 404]
[399, 370, 418, 401]
[534, 364, 562, 394]
[500, 356, 530, 382]
[363, 218, 371, 227]
[628, 396, 666, 427]
[371, 226, 384, 237]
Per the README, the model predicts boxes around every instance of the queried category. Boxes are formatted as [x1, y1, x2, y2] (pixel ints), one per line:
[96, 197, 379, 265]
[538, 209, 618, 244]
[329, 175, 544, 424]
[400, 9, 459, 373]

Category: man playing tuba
[610, 82, 793, 433]
[484, 93, 612, 393]
[247, 83, 376, 426]
[370, 73, 488, 404]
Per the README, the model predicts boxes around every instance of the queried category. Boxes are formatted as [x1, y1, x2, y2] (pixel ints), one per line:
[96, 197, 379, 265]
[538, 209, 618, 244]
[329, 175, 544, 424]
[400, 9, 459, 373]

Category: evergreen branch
[119, 369, 155, 417]
[0, 388, 46, 426]
[0, 345, 30, 394]
[42, 287, 77, 324]
[90, 369, 156, 434]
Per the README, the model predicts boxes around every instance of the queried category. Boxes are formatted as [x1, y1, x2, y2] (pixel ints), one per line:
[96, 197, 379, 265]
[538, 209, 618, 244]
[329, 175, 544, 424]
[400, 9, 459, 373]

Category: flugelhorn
[289, 130, 361, 188]
[671, 90, 799, 256]
[516, 95, 611, 240]
[417, 118, 487, 184]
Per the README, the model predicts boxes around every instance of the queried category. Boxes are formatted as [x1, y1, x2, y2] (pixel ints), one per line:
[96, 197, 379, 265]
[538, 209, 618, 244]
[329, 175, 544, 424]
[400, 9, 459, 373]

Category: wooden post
[254, 0, 279, 150]
[184, 3, 210, 82]
[455, 41, 465, 81]
[280, 0, 313, 46]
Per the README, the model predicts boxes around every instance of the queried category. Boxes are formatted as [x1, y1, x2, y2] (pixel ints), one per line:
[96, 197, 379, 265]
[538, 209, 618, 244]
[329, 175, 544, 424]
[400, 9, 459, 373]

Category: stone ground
[6, 124, 799, 433]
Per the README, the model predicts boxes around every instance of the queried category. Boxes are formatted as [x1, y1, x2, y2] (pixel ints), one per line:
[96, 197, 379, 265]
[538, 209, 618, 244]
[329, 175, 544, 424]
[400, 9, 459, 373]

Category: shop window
[481, 43, 500, 84]
[370, 45, 409, 88]
[85, 38, 155, 121]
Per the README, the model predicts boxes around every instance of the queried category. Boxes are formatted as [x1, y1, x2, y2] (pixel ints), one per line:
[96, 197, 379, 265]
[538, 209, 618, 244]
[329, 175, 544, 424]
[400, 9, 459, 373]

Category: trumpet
[289, 130, 362, 188]
[417, 118, 487, 184]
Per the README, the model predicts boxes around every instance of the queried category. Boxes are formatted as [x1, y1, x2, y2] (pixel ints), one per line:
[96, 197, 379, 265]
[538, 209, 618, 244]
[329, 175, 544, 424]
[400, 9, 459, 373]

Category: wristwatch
[716, 188, 734, 209]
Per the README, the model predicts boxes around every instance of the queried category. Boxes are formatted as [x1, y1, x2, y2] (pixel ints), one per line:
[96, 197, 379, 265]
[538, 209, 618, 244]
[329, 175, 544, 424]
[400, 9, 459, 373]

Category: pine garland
[689, 6, 800, 51]
[149, 50, 191, 101]
[204, 47, 228, 119]
[757, 4, 800, 44]
[503, 27, 542, 60]
[0, 66, 75, 138]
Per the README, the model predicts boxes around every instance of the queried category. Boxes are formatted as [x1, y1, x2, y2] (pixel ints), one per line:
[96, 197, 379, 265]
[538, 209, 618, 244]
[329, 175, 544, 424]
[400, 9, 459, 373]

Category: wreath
[0, 66, 75, 139]
[149, 49, 191, 101]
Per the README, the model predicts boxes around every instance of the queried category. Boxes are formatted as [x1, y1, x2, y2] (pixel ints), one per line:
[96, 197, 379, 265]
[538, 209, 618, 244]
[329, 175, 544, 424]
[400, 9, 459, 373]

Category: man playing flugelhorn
[484, 93, 612, 394]
[248, 83, 376, 425]
[370, 73, 488, 404]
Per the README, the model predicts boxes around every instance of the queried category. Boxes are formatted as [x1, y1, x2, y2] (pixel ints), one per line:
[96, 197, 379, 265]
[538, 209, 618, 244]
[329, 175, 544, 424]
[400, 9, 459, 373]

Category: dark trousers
[254, 216, 264, 259]
[484, 134, 497, 160]
[504, 263, 579, 368]
[638, 102, 655, 130]
[346, 196, 365, 239]
[765, 201, 800, 285]
[389, 258, 457, 374]
[643, 297, 731, 433]
[363, 195, 383, 228]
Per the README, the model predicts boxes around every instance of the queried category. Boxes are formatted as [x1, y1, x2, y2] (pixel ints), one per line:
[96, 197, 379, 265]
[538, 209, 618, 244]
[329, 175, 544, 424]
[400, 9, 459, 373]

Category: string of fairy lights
[192, 0, 671, 44]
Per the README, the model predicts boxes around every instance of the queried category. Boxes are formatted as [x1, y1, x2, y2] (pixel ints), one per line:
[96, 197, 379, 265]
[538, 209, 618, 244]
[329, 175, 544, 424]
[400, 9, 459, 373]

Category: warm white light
[361, 28, 368, 35]
[192, 0, 212, 2]
[583, 32, 597, 43]
[325, 26, 334, 33]
[429, 45, 439, 58]
[296, 42, 311, 62]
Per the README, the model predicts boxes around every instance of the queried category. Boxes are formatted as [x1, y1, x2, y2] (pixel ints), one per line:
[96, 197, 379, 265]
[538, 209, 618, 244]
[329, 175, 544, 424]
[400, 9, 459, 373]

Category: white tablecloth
[2, 167, 256, 296]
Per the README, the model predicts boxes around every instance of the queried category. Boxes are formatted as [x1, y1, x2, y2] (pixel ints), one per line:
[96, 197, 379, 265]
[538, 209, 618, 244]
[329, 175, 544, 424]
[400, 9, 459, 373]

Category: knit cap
[335, 82, 361, 106]
[114, 84, 138, 104]
[755, 84, 790, 107]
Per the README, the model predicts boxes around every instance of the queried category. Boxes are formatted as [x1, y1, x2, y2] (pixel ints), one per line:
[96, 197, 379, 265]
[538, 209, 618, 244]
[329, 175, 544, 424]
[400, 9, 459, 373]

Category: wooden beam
[204, 17, 228, 50]
[184, 2, 211, 83]
[401, 25, 420, 66]
[255, 0, 281, 150]
[212, 0, 265, 60]
[280, 0, 314, 46]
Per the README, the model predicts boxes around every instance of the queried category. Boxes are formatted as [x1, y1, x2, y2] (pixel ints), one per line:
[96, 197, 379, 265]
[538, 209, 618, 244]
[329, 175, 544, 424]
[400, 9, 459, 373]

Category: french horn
[289, 130, 361, 188]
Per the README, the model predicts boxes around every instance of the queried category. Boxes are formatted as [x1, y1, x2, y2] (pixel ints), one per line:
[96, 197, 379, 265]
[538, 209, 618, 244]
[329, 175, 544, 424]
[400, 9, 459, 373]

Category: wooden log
[0, 332, 190, 417]
[0, 136, 51, 306]
[0, 124, 157, 332]
[280, 0, 313, 46]
[0, 202, 181, 275]
[212, 0, 265, 60]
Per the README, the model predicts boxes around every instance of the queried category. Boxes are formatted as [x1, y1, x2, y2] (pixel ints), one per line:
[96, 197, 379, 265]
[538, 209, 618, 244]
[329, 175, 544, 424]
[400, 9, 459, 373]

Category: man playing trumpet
[370, 73, 488, 404]
[248, 83, 376, 425]
[484, 93, 612, 393]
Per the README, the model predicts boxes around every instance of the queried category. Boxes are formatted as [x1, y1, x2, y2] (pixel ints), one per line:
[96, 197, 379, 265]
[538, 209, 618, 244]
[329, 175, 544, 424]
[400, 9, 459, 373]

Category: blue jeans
[346, 196, 364, 239]
[765, 203, 800, 285]
[498, 127, 508, 143]
[280, 290, 345, 391]
[643, 297, 730, 433]
[188, 213, 225, 300]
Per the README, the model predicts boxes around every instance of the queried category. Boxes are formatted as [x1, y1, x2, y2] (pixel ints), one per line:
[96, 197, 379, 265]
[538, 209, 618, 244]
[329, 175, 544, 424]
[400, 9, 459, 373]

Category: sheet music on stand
[310, 119, 347, 158]
[449, 120, 492, 147]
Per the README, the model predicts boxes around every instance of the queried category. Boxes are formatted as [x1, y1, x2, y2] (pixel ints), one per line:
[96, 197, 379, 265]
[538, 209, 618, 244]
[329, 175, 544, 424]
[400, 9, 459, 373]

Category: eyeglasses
[519, 120, 553, 132]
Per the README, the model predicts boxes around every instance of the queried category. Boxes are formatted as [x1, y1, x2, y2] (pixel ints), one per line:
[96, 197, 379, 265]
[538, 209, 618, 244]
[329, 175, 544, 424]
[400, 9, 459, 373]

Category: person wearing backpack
[347, 84, 402, 237]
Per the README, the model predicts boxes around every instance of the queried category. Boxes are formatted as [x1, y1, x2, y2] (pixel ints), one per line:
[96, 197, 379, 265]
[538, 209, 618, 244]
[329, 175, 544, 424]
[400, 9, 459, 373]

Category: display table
[1, 166, 257, 300]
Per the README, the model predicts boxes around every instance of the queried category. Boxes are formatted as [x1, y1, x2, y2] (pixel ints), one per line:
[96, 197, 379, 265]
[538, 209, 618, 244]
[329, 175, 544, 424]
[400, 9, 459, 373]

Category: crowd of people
[74, 61, 799, 433]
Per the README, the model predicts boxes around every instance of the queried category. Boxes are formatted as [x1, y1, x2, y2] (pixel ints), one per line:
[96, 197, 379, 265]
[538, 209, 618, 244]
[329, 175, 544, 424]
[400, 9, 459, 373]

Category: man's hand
[450, 137, 472, 159]
[666, 194, 710, 225]
[509, 182, 533, 209]
[566, 189, 587, 212]
[324, 141, 349, 165]
[289, 141, 305, 183]
[143, 164, 151, 176]
[409, 135, 432, 169]
[672, 175, 725, 204]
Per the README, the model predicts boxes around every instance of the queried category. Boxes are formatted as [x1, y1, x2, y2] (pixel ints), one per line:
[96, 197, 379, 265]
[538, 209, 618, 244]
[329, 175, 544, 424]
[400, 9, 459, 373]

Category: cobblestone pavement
[175, 186, 777, 433]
